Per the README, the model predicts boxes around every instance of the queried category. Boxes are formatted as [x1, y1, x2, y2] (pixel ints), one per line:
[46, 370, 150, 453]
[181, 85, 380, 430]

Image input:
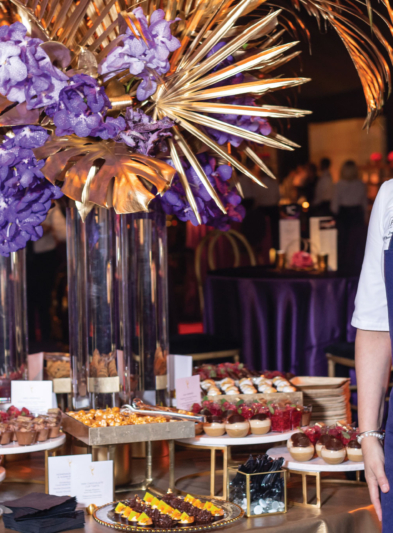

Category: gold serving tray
[94, 499, 244, 532]
[61, 413, 196, 445]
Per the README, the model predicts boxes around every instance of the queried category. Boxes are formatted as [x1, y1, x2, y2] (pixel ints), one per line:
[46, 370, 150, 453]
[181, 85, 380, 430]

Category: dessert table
[203, 267, 358, 375]
[0, 449, 380, 533]
[0, 486, 380, 533]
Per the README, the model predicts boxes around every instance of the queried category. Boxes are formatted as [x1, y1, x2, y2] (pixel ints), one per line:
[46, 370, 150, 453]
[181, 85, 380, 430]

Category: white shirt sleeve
[352, 181, 390, 331]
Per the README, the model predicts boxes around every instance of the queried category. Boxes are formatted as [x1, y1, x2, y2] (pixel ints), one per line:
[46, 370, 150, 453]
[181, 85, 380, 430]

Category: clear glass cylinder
[67, 204, 169, 409]
[0, 250, 28, 401]
[117, 209, 168, 405]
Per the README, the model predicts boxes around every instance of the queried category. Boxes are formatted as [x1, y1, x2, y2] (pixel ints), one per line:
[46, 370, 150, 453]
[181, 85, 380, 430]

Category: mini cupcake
[34, 423, 49, 442]
[225, 414, 249, 438]
[203, 416, 226, 437]
[249, 413, 271, 435]
[48, 421, 61, 439]
[0, 428, 11, 446]
[287, 432, 315, 462]
[346, 440, 363, 462]
[16, 426, 37, 446]
[321, 436, 346, 465]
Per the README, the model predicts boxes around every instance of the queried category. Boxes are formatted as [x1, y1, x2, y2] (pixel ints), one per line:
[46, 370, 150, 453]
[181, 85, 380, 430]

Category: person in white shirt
[313, 158, 333, 213]
[352, 178, 393, 529]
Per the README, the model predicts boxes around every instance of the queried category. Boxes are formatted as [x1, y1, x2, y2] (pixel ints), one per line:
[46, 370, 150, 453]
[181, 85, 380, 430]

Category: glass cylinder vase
[67, 203, 169, 409]
[0, 250, 28, 401]
[117, 209, 169, 405]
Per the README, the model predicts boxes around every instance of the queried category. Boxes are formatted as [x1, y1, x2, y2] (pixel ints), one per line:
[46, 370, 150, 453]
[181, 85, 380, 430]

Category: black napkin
[3, 510, 85, 533]
[1, 494, 84, 533]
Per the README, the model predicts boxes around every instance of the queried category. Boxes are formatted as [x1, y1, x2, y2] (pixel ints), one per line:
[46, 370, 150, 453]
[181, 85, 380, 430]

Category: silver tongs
[121, 398, 205, 423]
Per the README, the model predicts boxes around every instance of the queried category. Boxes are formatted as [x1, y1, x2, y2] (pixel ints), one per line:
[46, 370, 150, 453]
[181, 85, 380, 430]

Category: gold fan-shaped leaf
[34, 136, 175, 218]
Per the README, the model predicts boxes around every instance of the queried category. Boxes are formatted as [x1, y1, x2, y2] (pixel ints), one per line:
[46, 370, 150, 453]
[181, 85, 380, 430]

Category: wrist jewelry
[357, 430, 385, 444]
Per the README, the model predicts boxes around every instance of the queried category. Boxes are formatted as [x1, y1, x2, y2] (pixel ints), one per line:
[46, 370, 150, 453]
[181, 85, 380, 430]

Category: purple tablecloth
[203, 267, 359, 376]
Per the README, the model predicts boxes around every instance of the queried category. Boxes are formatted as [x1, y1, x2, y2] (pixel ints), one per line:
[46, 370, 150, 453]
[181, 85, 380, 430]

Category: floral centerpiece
[0, 0, 389, 256]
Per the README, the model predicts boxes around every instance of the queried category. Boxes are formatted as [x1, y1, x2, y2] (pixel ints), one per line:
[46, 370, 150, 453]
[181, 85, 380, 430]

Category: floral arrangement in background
[0, 0, 388, 256]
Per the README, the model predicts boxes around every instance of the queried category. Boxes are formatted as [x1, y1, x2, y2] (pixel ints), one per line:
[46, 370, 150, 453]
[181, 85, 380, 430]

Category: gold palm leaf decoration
[4, 0, 393, 221]
[34, 135, 175, 218]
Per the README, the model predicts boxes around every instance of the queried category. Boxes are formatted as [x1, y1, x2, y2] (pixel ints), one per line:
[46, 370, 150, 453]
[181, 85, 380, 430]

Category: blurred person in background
[27, 201, 67, 347]
[312, 157, 333, 215]
[332, 160, 368, 274]
[296, 163, 318, 204]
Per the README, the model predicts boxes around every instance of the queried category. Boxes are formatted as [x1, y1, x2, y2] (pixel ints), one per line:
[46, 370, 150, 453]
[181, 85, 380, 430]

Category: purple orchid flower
[98, 8, 180, 100]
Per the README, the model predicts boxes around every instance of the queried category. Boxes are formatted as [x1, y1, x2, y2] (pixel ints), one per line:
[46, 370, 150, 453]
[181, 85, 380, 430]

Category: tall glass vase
[67, 203, 169, 409]
[0, 250, 28, 401]
[117, 209, 169, 405]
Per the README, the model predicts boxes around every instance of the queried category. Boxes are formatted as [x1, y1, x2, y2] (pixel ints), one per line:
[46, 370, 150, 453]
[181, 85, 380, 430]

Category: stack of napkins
[1, 493, 85, 533]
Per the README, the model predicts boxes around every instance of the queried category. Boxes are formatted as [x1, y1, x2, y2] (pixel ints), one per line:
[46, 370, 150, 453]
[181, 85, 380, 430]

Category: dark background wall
[276, 19, 393, 178]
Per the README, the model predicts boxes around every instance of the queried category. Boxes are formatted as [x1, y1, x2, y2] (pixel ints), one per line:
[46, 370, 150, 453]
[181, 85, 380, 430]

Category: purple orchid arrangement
[0, 22, 68, 109]
[0, 126, 62, 256]
[119, 108, 173, 154]
[45, 74, 125, 139]
[0, 14, 270, 255]
[98, 8, 181, 100]
[158, 154, 245, 231]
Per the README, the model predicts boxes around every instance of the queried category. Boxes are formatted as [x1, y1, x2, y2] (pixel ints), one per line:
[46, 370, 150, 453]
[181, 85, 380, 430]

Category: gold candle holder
[227, 467, 287, 517]
[275, 250, 286, 270]
[317, 253, 329, 272]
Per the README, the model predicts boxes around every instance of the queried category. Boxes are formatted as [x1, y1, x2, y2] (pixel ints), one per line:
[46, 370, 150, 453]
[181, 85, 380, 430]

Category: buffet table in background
[203, 267, 358, 375]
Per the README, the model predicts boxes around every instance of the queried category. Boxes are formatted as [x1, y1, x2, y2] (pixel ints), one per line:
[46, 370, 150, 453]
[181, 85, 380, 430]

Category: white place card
[71, 460, 113, 507]
[27, 352, 44, 381]
[11, 380, 53, 413]
[176, 375, 201, 411]
[48, 454, 92, 497]
[279, 219, 300, 254]
[168, 355, 193, 391]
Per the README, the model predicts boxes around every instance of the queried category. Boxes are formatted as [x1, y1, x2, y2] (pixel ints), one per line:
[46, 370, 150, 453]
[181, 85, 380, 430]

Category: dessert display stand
[267, 446, 365, 509]
[61, 412, 197, 497]
[175, 431, 295, 501]
[0, 433, 66, 493]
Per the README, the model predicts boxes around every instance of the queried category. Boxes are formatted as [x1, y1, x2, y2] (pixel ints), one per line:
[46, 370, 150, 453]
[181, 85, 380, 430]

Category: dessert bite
[320, 436, 346, 465]
[346, 439, 363, 462]
[203, 415, 226, 437]
[315, 434, 329, 457]
[225, 414, 250, 438]
[287, 432, 315, 462]
[249, 413, 271, 435]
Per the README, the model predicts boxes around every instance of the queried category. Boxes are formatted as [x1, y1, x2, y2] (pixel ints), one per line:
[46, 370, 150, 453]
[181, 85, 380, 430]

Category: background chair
[170, 229, 256, 365]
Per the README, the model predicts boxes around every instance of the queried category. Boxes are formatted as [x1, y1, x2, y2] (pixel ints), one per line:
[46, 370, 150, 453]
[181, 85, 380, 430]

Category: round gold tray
[93, 499, 244, 532]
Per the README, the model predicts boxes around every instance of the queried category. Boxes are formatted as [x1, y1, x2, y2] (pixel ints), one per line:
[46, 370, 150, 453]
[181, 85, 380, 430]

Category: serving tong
[121, 398, 205, 422]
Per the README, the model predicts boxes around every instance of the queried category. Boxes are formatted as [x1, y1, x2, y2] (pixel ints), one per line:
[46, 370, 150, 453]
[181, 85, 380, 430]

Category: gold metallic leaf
[0, 102, 40, 126]
[34, 136, 175, 215]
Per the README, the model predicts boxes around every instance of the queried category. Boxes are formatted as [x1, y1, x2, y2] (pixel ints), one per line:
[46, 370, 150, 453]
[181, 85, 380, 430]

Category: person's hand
[362, 437, 390, 521]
